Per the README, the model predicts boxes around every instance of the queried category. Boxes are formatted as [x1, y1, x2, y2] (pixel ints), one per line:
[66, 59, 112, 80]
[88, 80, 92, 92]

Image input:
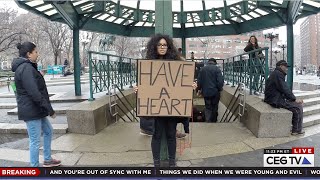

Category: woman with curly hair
[135, 34, 195, 167]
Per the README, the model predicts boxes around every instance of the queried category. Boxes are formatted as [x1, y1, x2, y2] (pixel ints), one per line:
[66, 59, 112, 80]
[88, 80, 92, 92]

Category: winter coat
[11, 57, 55, 120]
[264, 67, 296, 108]
[244, 43, 263, 59]
[197, 62, 224, 98]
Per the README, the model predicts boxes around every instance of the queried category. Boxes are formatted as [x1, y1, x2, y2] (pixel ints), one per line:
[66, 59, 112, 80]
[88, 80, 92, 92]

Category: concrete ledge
[220, 86, 292, 138]
[7, 108, 66, 115]
[66, 89, 135, 135]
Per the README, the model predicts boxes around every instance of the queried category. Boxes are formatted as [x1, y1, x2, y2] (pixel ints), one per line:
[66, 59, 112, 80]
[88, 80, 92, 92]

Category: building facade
[300, 13, 320, 69]
[185, 30, 279, 67]
[294, 35, 301, 68]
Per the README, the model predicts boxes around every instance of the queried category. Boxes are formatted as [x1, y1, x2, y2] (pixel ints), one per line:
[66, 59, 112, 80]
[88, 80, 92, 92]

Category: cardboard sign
[137, 60, 195, 117]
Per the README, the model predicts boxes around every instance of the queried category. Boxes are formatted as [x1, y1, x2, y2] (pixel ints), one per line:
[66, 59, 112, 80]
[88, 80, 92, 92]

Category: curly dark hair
[248, 35, 259, 47]
[146, 34, 181, 60]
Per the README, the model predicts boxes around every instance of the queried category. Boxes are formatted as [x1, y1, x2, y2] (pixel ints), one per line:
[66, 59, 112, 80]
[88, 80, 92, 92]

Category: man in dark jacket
[197, 58, 224, 123]
[264, 60, 304, 136]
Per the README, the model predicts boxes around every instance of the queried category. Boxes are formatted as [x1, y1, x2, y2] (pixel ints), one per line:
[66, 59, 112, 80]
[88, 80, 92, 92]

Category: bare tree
[0, 7, 26, 53]
[62, 36, 73, 66]
[15, 14, 52, 67]
[85, 32, 102, 51]
[39, 19, 71, 65]
[113, 36, 136, 57]
[135, 38, 148, 59]
[79, 31, 102, 66]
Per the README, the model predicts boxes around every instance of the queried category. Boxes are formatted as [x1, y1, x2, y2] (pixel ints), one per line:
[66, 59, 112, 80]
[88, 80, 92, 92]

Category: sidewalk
[0, 122, 319, 167]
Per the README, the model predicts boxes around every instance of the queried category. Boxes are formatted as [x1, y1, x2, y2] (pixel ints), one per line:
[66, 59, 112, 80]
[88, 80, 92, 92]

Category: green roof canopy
[15, 0, 320, 37]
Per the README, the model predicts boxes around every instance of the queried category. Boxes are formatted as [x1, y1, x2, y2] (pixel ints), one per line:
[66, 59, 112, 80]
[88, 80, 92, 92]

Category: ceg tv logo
[263, 147, 314, 167]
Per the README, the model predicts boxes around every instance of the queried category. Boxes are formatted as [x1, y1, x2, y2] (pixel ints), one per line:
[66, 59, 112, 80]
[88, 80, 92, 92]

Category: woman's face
[250, 37, 256, 44]
[27, 48, 39, 63]
[157, 38, 168, 56]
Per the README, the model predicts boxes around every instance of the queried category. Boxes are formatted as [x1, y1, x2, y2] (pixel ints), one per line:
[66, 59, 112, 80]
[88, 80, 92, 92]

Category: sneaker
[169, 159, 176, 167]
[154, 159, 160, 167]
[291, 131, 305, 136]
[140, 129, 152, 136]
[254, 91, 260, 96]
[43, 158, 61, 167]
[176, 132, 186, 139]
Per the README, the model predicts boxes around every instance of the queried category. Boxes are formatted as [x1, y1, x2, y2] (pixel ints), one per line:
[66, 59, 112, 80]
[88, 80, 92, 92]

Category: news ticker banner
[1, 167, 320, 177]
[263, 147, 314, 167]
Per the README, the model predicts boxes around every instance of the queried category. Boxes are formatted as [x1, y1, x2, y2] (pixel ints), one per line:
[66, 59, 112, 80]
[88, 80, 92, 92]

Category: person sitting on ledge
[264, 60, 304, 136]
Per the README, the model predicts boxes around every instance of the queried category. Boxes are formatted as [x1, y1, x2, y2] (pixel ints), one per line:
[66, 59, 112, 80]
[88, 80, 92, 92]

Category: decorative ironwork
[88, 51, 136, 100]
[224, 47, 269, 95]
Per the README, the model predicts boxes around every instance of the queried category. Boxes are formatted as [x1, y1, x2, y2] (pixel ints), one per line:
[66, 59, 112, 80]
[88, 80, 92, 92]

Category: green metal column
[182, 36, 186, 58]
[287, 22, 294, 89]
[73, 28, 81, 96]
[180, 0, 186, 58]
[155, 0, 173, 36]
[155, 0, 173, 161]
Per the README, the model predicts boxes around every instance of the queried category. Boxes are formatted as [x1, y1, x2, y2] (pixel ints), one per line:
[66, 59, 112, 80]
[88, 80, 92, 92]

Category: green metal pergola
[15, 0, 320, 96]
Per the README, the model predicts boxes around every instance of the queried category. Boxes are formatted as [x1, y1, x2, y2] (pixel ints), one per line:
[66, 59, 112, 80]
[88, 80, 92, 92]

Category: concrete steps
[303, 97, 320, 106]
[0, 96, 85, 110]
[0, 93, 55, 98]
[7, 107, 66, 115]
[295, 92, 320, 99]
[294, 91, 320, 128]
[46, 80, 89, 87]
[48, 74, 89, 80]
[6, 102, 78, 115]
[0, 103, 16, 109]
[304, 104, 320, 116]
[303, 114, 320, 127]
[46, 77, 89, 83]
[0, 123, 67, 134]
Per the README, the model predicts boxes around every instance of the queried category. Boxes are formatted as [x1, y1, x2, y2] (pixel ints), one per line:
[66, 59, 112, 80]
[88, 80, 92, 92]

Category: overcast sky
[0, 0, 306, 42]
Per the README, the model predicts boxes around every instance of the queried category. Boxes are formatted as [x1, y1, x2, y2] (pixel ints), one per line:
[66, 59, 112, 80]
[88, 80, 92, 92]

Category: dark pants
[251, 58, 263, 92]
[140, 117, 154, 134]
[281, 101, 303, 133]
[204, 93, 221, 123]
[151, 117, 177, 162]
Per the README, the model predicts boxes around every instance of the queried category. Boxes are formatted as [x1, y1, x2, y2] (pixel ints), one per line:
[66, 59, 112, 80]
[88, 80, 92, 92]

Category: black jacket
[140, 117, 189, 134]
[244, 43, 262, 59]
[12, 57, 55, 120]
[264, 67, 296, 108]
[197, 62, 224, 97]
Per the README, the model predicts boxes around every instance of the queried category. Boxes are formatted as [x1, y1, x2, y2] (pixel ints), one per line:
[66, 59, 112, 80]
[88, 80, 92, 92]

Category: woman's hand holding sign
[192, 82, 197, 90]
[134, 86, 138, 94]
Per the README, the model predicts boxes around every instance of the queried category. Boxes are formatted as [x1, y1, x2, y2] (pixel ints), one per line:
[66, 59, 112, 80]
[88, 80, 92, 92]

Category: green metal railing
[87, 48, 268, 100]
[88, 51, 137, 100]
[224, 47, 269, 95]
[0, 70, 15, 92]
